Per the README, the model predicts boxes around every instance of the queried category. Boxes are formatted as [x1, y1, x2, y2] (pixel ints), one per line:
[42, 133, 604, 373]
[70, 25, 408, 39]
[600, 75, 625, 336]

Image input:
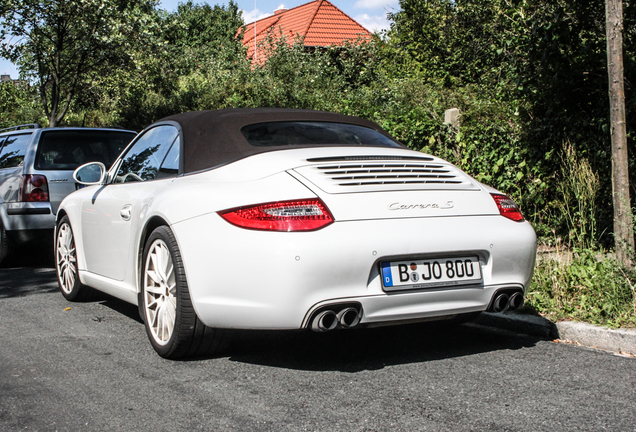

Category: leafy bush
[528, 248, 636, 328]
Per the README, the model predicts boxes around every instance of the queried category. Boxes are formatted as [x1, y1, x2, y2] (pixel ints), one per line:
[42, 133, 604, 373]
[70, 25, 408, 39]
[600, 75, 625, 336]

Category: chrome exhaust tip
[310, 310, 338, 332]
[508, 292, 524, 310]
[337, 307, 361, 329]
[492, 293, 510, 313]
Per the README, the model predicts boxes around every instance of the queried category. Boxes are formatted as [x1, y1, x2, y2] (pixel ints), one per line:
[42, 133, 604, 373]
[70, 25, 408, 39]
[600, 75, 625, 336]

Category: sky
[0, 0, 399, 79]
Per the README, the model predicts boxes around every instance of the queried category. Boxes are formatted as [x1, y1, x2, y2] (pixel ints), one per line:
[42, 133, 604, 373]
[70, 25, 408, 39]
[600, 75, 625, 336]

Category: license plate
[381, 256, 482, 291]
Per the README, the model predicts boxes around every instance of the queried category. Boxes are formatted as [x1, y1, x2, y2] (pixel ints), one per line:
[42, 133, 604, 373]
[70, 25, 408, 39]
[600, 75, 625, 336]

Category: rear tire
[141, 226, 225, 359]
[55, 216, 93, 301]
[0, 221, 11, 266]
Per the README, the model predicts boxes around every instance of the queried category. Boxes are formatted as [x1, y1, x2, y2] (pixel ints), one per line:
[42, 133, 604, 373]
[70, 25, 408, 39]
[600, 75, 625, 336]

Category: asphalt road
[1, 251, 635, 431]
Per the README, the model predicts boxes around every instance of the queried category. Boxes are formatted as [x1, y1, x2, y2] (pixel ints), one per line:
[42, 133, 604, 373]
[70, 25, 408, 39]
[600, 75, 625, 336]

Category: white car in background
[55, 108, 536, 359]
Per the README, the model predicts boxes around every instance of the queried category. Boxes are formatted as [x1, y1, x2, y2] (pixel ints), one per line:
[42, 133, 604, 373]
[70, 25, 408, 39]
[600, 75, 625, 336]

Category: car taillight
[21, 175, 49, 202]
[491, 193, 524, 222]
[218, 199, 334, 231]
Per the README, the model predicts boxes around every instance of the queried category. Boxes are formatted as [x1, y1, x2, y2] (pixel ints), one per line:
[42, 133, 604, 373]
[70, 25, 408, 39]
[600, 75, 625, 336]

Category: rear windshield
[241, 122, 402, 148]
[35, 130, 136, 170]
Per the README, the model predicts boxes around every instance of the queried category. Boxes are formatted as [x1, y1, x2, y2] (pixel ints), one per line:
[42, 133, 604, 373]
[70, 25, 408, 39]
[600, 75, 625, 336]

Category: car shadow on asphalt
[91, 297, 542, 373]
[99, 296, 144, 324]
[0, 259, 144, 323]
[89, 295, 543, 370]
[0, 270, 59, 298]
[223, 321, 541, 372]
[0, 246, 58, 298]
[0, 240, 55, 269]
[1, 251, 542, 370]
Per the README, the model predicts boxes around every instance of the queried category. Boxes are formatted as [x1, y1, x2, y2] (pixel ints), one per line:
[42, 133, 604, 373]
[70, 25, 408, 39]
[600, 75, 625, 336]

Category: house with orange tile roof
[238, 0, 372, 63]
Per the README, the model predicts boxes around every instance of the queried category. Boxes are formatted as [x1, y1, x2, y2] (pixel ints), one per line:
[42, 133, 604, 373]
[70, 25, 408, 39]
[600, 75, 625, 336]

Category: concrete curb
[556, 321, 636, 356]
[474, 312, 636, 356]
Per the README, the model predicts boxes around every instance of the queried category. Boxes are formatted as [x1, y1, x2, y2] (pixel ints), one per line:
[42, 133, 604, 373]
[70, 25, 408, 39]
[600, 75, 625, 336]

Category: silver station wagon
[0, 124, 136, 264]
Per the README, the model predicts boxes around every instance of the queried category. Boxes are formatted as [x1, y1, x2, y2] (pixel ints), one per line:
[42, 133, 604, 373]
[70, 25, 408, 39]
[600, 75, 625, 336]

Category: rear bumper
[173, 213, 537, 330]
[1, 202, 55, 231]
[301, 282, 524, 328]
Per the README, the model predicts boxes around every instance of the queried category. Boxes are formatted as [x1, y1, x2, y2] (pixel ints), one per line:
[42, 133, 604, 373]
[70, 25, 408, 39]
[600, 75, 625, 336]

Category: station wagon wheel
[0, 220, 11, 266]
[55, 216, 93, 301]
[141, 226, 225, 359]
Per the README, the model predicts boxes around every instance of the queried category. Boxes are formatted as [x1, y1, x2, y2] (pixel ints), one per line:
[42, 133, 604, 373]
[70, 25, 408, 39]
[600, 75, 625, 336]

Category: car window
[114, 125, 179, 183]
[0, 133, 31, 169]
[155, 136, 180, 180]
[35, 130, 135, 170]
[241, 122, 402, 148]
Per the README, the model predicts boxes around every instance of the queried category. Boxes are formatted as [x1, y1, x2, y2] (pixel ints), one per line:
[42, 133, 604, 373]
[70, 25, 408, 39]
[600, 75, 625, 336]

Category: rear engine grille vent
[293, 158, 478, 193]
[306, 155, 434, 163]
[317, 163, 463, 186]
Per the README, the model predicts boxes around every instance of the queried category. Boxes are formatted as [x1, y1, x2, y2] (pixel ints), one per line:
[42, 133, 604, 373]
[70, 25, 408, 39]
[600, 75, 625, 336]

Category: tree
[165, 1, 243, 52]
[0, 80, 42, 128]
[605, 0, 634, 266]
[160, 1, 244, 82]
[0, 0, 157, 127]
[385, 0, 636, 249]
[111, 1, 245, 129]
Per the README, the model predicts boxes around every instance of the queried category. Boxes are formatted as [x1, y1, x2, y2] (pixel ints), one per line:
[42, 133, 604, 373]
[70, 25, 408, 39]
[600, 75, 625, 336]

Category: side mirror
[73, 162, 107, 185]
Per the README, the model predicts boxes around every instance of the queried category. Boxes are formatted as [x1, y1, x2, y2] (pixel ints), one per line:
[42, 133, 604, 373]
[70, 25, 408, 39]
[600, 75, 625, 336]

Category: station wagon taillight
[21, 174, 49, 202]
[491, 193, 524, 222]
[218, 199, 334, 231]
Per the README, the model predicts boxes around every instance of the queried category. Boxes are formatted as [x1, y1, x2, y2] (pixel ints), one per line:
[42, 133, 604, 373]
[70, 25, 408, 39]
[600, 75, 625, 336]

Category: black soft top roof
[159, 108, 404, 174]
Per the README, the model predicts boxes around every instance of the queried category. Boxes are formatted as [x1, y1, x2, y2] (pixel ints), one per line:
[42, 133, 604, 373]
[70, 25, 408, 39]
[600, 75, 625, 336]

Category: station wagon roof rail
[0, 124, 42, 133]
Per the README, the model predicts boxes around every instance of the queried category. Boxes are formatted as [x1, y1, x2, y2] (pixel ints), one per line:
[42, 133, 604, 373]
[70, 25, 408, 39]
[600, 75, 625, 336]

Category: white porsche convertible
[55, 109, 536, 359]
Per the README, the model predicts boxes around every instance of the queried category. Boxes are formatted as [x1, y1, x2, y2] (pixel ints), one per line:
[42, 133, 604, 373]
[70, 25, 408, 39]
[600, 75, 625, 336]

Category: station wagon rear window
[241, 122, 403, 148]
[35, 130, 135, 170]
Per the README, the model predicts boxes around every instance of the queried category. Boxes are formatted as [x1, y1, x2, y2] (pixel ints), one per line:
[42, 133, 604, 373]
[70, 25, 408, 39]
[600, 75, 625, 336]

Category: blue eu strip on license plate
[381, 256, 482, 291]
[381, 262, 394, 287]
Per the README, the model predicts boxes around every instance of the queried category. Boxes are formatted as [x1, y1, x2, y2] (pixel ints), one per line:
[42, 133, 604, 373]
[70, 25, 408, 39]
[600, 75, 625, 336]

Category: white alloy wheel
[56, 222, 77, 295]
[141, 226, 225, 359]
[143, 238, 177, 346]
[55, 216, 92, 301]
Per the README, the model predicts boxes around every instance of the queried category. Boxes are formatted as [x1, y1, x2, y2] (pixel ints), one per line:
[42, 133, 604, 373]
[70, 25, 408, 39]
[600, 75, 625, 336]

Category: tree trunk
[605, 0, 634, 267]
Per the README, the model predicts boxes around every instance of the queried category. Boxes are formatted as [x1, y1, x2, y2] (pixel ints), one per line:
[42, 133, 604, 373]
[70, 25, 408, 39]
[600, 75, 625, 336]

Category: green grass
[525, 248, 636, 329]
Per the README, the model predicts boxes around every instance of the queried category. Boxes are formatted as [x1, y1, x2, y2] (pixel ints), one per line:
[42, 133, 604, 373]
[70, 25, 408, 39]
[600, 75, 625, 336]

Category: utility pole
[605, 0, 634, 267]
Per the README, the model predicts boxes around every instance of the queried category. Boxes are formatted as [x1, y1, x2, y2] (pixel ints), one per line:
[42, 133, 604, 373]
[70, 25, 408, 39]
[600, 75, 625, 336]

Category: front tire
[141, 226, 224, 359]
[55, 216, 93, 301]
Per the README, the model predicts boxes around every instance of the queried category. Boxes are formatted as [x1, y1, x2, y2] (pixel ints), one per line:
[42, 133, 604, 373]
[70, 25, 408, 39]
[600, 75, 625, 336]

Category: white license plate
[381, 256, 482, 291]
